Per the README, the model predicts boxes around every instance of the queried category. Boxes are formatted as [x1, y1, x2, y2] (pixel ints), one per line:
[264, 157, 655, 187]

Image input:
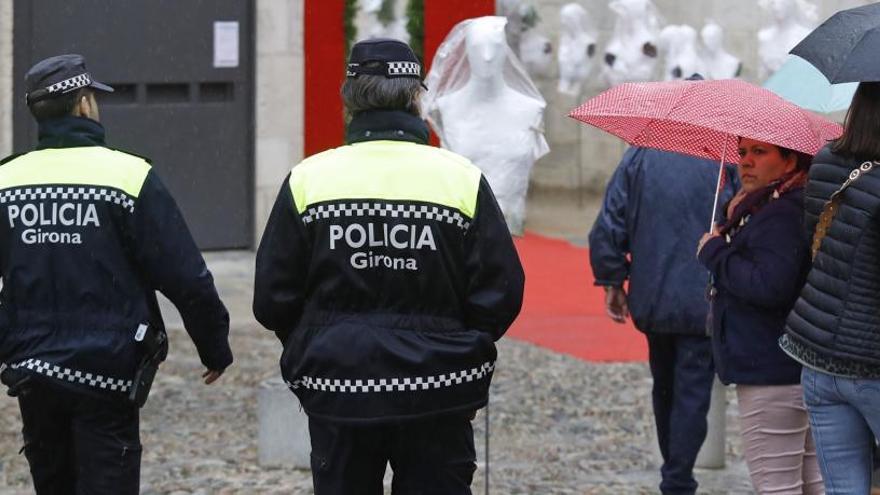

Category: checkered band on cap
[45, 73, 93, 95]
[347, 61, 421, 79]
[386, 61, 420, 77]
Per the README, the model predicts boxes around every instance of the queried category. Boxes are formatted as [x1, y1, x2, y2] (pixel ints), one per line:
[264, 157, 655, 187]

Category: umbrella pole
[709, 135, 729, 231]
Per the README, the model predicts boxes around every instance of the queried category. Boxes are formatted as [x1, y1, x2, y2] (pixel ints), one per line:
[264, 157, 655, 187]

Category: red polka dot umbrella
[568, 78, 843, 227]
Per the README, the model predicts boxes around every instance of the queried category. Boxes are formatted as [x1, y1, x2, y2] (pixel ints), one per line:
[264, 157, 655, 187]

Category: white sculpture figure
[557, 3, 597, 95]
[701, 22, 742, 80]
[519, 31, 554, 76]
[658, 25, 706, 81]
[602, 0, 662, 87]
[422, 16, 549, 235]
[757, 0, 817, 80]
[499, 1, 554, 77]
[357, 0, 409, 43]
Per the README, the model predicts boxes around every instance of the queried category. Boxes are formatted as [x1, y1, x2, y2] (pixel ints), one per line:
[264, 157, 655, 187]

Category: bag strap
[811, 160, 879, 260]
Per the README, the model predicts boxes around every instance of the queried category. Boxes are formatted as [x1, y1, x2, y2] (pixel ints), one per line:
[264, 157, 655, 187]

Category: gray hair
[341, 65, 423, 118]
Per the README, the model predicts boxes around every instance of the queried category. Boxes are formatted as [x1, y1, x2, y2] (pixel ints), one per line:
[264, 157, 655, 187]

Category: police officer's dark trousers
[16, 380, 140, 495]
[308, 413, 477, 495]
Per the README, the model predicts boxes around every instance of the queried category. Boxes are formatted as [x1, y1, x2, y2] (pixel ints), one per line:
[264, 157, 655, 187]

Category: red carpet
[508, 233, 648, 363]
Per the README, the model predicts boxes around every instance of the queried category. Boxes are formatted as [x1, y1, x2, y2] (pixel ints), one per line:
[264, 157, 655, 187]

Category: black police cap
[25, 54, 114, 105]
[347, 38, 422, 80]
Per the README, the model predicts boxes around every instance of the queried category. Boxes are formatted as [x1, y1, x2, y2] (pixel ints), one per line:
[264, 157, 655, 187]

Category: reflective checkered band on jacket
[45, 73, 92, 95]
[301, 202, 470, 230]
[9, 358, 132, 392]
[286, 361, 494, 393]
[387, 61, 420, 77]
[0, 186, 136, 213]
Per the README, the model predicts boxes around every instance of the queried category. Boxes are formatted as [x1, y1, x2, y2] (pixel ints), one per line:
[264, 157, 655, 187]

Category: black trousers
[308, 413, 477, 495]
[646, 333, 715, 495]
[16, 380, 141, 495]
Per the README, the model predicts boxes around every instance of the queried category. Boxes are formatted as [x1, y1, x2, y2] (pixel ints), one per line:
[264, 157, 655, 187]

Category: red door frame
[303, 1, 495, 157]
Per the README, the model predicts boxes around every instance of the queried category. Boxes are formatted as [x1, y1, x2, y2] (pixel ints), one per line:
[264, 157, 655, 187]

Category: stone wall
[521, 0, 872, 194]
[0, 1, 306, 246]
[254, 0, 304, 240]
[0, 1, 12, 159]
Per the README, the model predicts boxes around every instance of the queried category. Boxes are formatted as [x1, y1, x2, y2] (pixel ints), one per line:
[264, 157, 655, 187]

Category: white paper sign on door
[214, 21, 239, 68]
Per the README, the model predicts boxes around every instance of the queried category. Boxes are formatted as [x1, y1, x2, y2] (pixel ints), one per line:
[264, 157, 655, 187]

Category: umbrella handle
[709, 136, 730, 232]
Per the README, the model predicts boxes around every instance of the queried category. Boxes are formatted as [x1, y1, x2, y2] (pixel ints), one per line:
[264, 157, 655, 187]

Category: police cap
[25, 54, 114, 105]
[346, 38, 422, 80]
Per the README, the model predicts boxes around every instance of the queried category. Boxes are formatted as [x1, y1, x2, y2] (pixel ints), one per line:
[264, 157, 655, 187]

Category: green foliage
[520, 5, 540, 30]
[406, 0, 425, 62]
[377, 0, 396, 27]
[344, 0, 358, 60]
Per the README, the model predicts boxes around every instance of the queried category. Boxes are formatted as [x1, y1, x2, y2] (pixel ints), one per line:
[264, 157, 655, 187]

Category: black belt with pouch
[129, 323, 167, 408]
[0, 365, 32, 397]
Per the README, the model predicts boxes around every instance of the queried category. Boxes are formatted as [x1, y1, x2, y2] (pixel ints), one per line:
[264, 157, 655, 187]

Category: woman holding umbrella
[697, 139, 823, 495]
[782, 82, 880, 494]
[569, 75, 842, 494]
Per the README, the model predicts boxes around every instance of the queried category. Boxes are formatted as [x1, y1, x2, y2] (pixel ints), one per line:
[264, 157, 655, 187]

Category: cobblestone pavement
[0, 251, 755, 494]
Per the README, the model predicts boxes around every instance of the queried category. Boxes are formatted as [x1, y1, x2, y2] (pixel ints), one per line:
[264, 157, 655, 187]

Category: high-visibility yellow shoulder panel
[289, 141, 482, 218]
[0, 147, 152, 197]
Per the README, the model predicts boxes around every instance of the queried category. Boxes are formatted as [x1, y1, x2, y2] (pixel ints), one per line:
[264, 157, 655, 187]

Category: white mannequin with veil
[423, 16, 549, 235]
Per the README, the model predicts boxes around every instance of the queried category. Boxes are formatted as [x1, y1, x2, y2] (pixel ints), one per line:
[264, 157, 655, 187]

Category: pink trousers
[737, 384, 824, 495]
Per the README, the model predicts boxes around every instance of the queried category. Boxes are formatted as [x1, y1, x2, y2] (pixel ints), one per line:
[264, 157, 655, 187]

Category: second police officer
[254, 38, 525, 494]
[0, 54, 233, 494]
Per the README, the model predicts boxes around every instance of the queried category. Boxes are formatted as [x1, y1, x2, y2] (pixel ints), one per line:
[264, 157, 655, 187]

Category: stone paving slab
[0, 251, 754, 494]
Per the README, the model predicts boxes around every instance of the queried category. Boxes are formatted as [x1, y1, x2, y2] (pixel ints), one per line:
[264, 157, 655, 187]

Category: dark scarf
[345, 110, 429, 145]
[719, 170, 808, 236]
[36, 116, 106, 149]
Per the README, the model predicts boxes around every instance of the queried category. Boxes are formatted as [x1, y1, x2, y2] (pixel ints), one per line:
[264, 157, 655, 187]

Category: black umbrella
[790, 2, 880, 83]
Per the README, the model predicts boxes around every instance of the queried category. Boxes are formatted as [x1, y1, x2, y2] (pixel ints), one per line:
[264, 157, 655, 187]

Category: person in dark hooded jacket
[590, 145, 737, 495]
[253, 39, 524, 495]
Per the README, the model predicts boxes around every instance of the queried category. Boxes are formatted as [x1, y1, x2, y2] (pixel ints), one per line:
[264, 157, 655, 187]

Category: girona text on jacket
[329, 221, 437, 271]
[7, 201, 100, 245]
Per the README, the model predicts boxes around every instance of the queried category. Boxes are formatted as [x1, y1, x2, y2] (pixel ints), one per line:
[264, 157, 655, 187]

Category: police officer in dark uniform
[253, 39, 525, 494]
[0, 54, 233, 494]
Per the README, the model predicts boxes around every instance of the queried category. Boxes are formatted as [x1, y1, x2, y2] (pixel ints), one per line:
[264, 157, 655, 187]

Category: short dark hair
[832, 82, 880, 160]
[341, 62, 423, 118]
[777, 146, 813, 172]
[28, 88, 89, 122]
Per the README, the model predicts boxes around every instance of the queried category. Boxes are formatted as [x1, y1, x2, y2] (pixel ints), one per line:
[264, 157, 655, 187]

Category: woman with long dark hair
[783, 82, 880, 494]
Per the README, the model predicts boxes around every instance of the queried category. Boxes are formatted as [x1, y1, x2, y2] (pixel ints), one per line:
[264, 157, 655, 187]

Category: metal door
[13, 0, 255, 249]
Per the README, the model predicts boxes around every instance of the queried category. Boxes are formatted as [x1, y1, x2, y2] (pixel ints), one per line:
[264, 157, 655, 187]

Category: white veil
[421, 15, 548, 158]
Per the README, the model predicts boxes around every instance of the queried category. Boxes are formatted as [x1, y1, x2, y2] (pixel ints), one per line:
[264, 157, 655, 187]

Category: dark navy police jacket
[699, 188, 809, 385]
[0, 117, 233, 400]
[589, 147, 738, 335]
[253, 111, 524, 424]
